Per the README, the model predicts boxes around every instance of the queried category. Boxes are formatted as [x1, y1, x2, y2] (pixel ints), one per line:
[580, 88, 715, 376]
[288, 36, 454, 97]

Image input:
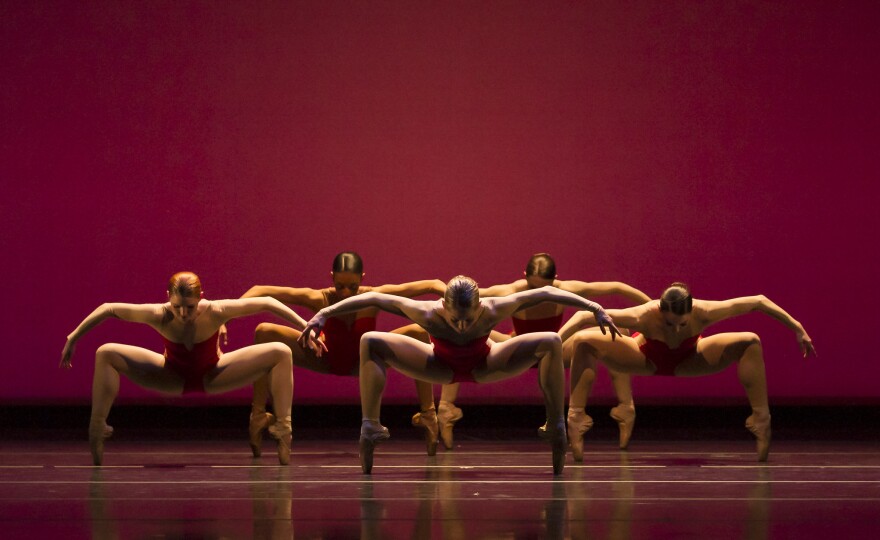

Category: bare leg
[566, 331, 649, 461]
[679, 332, 771, 461]
[359, 331, 445, 473]
[476, 332, 566, 474]
[206, 342, 293, 464]
[393, 324, 442, 455]
[437, 384, 463, 450]
[249, 322, 328, 457]
[90, 344, 184, 465]
[608, 369, 636, 449]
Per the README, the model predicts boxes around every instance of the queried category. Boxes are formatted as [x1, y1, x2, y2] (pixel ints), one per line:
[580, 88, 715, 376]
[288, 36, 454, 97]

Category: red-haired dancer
[61, 272, 321, 466]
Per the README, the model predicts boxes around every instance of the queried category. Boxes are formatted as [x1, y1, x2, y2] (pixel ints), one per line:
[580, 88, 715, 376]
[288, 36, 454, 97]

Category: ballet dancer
[409, 253, 651, 454]
[238, 252, 445, 456]
[297, 275, 621, 475]
[559, 282, 816, 461]
[61, 272, 321, 465]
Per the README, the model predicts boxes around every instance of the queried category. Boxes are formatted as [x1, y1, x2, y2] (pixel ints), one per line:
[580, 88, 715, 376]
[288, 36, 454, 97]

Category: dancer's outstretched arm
[240, 285, 325, 311]
[479, 281, 522, 298]
[558, 304, 646, 343]
[698, 296, 816, 357]
[372, 279, 446, 297]
[298, 292, 434, 346]
[560, 280, 652, 305]
[61, 303, 165, 368]
[486, 286, 622, 339]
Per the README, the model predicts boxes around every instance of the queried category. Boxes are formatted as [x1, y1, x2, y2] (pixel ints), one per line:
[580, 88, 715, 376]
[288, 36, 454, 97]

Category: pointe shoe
[567, 410, 594, 463]
[437, 402, 463, 450]
[745, 414, 772, 462]
[610, 405, 636, 450]
[249, 412, 276, 458]
[88, 421, 113, 466]
[545, 422, 567, 475]
[359, 422, 390, 474]
[411, 410, 440, 456]
[268, 417, 292, 465]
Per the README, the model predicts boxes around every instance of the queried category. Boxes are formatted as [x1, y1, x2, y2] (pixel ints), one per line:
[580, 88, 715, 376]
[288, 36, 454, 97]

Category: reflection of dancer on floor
[410, 253, 651, 456]
[61, 272, 320, 465]
[298, 275, 621, 475]
[238, 252, 444, 456]
[560, 282, 816, 461]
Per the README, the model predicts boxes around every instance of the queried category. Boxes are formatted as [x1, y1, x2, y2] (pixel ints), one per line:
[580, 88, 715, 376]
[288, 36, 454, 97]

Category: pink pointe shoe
[249, 411, 276, 458]
[437, 402, 463, 450]
[609, 405, 636, 450]
[88, 421, 113, 466]
[267, 416, 292, 465]
[411, 410, 440, 456]
[745, 414, 772, 462]
[566, 410, 594, 463]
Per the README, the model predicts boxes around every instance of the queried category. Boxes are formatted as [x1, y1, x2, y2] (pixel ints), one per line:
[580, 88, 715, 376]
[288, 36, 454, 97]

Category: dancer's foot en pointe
[359, 420, 390, 474]
[437, 401, 462, 449]
[566, 408, 594, 462]
[609, 404, 636, 450]
[249, 411, 276, 458]
[411, 409, 439, 456]
[88, 419, 113, 466]
[268, 416, 292, 465]
[546, 421, 567, 475]
[745, 413, 771, 462]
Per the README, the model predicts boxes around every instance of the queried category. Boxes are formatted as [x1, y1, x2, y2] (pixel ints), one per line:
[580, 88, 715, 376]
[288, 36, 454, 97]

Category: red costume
[632, 332, 700, 376]
[511, 313, 564, 335]
[322, 316, 377, 376]
[163, 331, 221, 394]
[430, 335, 492, 383]
[512, 313, 564, 369]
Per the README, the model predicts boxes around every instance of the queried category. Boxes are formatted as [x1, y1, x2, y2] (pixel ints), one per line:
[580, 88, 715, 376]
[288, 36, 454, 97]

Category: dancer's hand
[304, 332, 327, 357]
[60, 339, 76, 369]
[219, 324, 229, 346]
[798, 331, 816, 358]
[298, 313, 328, 354]
[595, 310, 622, 341]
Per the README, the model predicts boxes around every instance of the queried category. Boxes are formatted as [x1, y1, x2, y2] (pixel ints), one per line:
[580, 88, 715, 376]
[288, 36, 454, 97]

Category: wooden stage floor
[2, 436, 879, 539]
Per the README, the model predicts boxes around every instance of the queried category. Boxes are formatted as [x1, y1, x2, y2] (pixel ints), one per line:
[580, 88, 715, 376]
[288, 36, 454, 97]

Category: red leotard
[163, 331, 221, 394]
[511, 313, 564, 335]
[512, 314, 564, 369]
[632, 332, 700, 376]
[322, 316, 377, 376]
[430, 335, 492, 383]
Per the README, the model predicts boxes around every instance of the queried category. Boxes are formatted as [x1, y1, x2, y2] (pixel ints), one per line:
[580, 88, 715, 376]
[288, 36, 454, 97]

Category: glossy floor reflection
[2, 438, 879, 539]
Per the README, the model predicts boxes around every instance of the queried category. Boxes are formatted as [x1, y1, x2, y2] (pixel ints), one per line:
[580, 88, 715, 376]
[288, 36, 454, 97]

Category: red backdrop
[2, 1, 877, 405]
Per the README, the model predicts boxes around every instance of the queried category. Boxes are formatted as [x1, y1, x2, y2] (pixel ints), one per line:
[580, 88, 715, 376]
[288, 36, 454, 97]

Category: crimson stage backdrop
[2, 2, 876, 405]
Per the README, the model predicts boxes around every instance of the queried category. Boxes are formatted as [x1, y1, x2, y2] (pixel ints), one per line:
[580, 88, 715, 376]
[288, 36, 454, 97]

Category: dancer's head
[443, 275, 481, 332]
[167, 271, 202, 322]
[660, 282, 692, 330]
[331, 251, 365, 299]
[524, 252, 557, 288]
